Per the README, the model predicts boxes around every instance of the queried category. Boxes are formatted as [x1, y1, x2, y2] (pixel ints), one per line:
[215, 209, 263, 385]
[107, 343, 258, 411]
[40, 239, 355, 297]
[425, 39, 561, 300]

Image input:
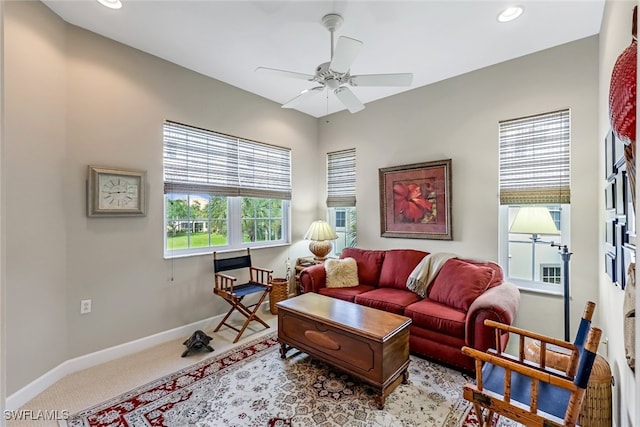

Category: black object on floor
[181, 330, 214, 357]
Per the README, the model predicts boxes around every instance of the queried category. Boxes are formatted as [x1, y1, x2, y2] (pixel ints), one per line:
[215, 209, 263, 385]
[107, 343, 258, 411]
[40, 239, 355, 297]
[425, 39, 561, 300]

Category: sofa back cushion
[340, 248, 386, 286]
[428, 258, 495, 311]
[458, 258, 504, 288]
[379, 249, 429, 290]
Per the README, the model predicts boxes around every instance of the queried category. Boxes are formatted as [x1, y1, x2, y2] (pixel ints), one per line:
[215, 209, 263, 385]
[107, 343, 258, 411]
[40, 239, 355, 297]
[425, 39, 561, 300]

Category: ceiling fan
[255, 13, 413, 114]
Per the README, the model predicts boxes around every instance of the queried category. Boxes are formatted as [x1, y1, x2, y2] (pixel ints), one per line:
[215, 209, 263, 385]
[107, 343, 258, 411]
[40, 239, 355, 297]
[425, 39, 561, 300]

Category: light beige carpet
[6, 312, 279, 427]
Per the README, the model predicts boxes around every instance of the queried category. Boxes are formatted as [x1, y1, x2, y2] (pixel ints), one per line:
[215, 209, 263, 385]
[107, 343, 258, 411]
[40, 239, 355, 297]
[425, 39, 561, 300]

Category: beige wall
[598, 2, 637, 427]
[4, 1, 318, 395]
[318, 36, 600, 341]
[4, 0, 68, 398]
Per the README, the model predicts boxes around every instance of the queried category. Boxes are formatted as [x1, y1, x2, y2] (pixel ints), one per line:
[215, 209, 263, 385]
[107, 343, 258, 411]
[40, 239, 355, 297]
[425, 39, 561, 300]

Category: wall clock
[87, 166, 146, 217]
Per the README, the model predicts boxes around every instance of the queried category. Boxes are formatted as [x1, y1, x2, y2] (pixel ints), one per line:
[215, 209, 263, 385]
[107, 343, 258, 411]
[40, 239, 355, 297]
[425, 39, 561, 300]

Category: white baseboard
[5, 310, 236, 411]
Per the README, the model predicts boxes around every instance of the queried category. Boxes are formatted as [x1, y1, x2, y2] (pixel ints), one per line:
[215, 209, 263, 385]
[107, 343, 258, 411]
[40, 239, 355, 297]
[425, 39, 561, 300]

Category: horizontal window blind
[163, 121, 291, 200]
[499, 109, 570, 205]
[327, 148, 356, 207]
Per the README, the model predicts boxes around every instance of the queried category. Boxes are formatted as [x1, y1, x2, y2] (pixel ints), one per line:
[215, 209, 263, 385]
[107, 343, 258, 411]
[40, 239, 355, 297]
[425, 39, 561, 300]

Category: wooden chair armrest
[484, 319, 576, 352]
[486, 348, 571, 379]
[249, 266, 273, 285]
[215, 273, 236, 292]
[462, 346, 577, 392]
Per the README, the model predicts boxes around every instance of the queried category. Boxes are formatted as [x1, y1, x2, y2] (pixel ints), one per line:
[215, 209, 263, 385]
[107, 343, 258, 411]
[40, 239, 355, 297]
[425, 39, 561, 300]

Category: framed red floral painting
[379, 159, 452, 240]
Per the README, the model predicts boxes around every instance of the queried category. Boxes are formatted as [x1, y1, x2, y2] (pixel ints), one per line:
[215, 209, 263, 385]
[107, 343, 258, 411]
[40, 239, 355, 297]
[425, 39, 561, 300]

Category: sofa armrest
[299, 264, 327, 293]
[465, 282, 520, 352]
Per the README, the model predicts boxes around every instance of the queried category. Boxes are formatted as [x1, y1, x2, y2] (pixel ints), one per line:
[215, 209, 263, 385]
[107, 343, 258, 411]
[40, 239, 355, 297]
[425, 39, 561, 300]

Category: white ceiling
[41, 0, 605, 118]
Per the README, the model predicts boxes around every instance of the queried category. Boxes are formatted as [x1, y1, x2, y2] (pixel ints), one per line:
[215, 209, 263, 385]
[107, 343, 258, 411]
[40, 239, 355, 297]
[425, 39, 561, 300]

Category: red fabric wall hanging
[609, 6, 637, 145]
[609, 6, 637, 209]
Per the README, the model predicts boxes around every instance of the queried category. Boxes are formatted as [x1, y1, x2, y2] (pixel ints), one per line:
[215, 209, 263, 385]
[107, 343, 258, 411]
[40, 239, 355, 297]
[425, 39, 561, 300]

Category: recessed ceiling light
[97, 0, 122, 10]
[498, 6, 524, 23]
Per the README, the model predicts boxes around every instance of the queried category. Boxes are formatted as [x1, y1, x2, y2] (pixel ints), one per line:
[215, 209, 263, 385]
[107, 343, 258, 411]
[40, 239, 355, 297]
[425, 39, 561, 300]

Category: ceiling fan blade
[255, 67, 315, 81]
[334, 86, 365, 113]
[329, 36, 363, 74]
[282, 86, 324, 109]
[350, 73, 413, 87]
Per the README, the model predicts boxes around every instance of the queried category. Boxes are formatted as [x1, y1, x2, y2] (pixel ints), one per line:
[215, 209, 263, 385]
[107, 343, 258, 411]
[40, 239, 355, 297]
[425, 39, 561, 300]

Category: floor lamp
[509, 207, 560, 280]
[510, 207, 569, 339]
[552, 242, 573, 341]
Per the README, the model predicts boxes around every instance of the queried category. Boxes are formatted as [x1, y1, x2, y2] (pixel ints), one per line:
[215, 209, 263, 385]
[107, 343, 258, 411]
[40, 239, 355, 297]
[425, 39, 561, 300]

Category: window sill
[164, 242, 291, 260]
[508, 278, 564, 297]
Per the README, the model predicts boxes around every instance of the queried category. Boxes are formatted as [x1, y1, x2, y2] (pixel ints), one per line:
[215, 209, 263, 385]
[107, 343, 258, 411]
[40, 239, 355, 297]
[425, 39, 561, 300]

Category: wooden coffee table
[276, 293, 411, 409]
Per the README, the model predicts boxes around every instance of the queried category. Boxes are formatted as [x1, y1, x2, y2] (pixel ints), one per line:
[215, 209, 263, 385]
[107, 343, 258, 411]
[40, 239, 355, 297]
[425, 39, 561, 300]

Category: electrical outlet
[80, 299, 92, 314]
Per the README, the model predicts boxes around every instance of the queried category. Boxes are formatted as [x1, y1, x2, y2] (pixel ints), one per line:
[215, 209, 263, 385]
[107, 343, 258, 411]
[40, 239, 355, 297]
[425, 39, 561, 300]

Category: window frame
[163, 122, 291, 258]
[497, 109, 571, 295]
[326, 149, 357, 257]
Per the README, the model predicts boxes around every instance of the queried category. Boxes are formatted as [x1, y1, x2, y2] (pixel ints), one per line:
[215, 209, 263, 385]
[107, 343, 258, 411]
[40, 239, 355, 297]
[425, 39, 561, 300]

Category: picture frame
[605, 180, 615, 210]
[87, 166, 147, 217]
[625, 171, 636, 246]
[379, 159, 452, 240]
[605, 130, 616, 180]
[616, 223, 627, 289]
[605, 251, 616, 283]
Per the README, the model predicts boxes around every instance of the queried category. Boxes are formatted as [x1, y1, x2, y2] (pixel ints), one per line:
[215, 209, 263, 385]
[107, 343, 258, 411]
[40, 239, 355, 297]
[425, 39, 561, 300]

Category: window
[541, 265, 562, 284]
[327, 149, 356, 256]
[498, 109, 570, 294]
[163, 121, 291, 257]
[335, 210, 346, 228]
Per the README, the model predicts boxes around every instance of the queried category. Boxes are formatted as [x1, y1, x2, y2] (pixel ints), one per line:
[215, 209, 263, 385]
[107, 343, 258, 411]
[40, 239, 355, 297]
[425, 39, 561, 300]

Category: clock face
[98, 174, 140, 210]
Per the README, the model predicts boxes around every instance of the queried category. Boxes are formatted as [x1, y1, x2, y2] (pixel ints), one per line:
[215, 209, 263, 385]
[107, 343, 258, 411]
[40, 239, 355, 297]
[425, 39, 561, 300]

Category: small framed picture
[87, 166, 147, 217]
[605, 130, 616, 180]
[616, 223, 627, 289]
[614, 130, 626, 170]
[605, 217, 616, 253]
[615, 168, 627, 217]
[605, 251, 616, 283]
[625, 172, 636, 246]
[605, 180, 615, 210]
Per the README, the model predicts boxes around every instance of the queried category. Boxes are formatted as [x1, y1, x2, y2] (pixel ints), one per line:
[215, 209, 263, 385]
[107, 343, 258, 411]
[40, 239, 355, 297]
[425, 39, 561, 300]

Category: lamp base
[309, 240, 333, 262]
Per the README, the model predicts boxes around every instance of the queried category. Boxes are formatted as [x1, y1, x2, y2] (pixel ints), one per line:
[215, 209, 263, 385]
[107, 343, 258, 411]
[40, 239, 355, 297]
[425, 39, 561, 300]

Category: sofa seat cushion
[378, 249, 429, 290]
[340, 248, 386, 286]
[404, 299, 466, 339]
[409, 325, 466, 350]
[428, 258, 495, 311]
[354, 288, 421, 315]
[318, 284, 377, 303]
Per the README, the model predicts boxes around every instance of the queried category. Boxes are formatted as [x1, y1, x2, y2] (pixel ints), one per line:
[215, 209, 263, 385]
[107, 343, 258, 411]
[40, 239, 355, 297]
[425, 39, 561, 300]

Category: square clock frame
[87, 166, 146, 217]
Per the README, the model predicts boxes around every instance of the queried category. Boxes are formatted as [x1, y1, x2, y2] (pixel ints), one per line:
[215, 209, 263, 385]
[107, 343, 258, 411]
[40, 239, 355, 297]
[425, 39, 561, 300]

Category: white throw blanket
[406, 252, 457, 297]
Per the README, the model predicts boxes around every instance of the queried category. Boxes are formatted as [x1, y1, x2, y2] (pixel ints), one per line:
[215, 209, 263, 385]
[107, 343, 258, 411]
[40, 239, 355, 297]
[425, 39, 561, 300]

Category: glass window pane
[329, 207, 357, 256]
[241, 197, 284, 244]
[166, 194, 189, 250]
[166, 194, 229, 250]
[506, 204, 564, 285]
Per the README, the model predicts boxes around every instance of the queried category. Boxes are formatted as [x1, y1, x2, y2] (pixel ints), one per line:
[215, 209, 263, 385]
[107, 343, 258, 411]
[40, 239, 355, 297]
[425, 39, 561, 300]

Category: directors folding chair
[213, 249, 273, 343]
[462, 301, 602, 427]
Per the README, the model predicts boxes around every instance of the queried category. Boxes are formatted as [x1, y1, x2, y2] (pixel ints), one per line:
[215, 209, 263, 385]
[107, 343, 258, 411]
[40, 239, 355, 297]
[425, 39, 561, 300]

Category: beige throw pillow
[325, 258, 359, 288]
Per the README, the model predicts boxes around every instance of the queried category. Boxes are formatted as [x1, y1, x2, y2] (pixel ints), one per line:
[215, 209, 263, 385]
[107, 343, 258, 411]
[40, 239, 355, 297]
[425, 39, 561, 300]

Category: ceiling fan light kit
[256, 13, 413, 115]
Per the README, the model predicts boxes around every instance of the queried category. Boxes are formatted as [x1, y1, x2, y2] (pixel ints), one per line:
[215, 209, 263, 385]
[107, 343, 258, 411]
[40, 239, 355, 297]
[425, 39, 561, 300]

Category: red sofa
[299, 248, 520, 372]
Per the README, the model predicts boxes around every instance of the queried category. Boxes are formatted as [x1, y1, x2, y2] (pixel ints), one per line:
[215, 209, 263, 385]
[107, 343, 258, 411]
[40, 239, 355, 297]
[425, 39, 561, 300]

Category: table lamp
[304, 220, 338, 261]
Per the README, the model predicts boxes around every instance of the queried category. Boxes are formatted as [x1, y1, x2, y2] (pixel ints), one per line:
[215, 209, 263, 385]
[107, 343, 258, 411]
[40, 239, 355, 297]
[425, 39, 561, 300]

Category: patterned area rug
[66, 333, 520, 426]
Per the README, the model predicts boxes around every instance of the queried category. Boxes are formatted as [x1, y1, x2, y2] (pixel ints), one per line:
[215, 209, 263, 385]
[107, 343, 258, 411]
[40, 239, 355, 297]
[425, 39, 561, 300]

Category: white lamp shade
[304, 220, 338, 241]
[510, 207, 559, 235]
